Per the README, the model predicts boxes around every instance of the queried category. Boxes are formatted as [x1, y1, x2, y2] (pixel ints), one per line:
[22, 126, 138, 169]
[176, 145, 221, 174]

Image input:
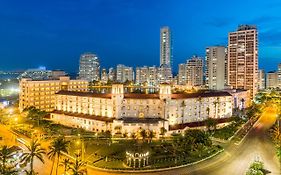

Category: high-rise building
[206, 46, 227, 90]
[136, 66, 159, 86]
[101, 68, 108, 83]
[78, 53, 100, 82]
[258, 69, 265, 90]
[228, 25, 258, 99]
[108, 67, 116, 82]
[136, 66, 149, 85]
[278, 63, 281, 87]
[266, 71, 278, 89]
[160, 26, 172, 67]
[148, 66, 158, 86]
[116, 64, 134, 83]
[178, 63, 187, 85]
[186, 56, 204, 87]
[158, 64, 172, 84]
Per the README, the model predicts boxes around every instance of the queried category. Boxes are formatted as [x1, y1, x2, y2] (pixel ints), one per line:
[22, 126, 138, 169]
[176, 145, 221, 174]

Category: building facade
[266, 71, 278, 89]
[101, 68, 108, 84]
[160, 26, 172, 67]
[258, 69, 265, 90]
[19, 76, 88, 112]
[206, 46, 227, 90]
[116, 64, 134, 83]
[228, 25, 258, 99]
[178, 63, 187, 85]
[50, 84, 233, 135]
[78, 53, 100, 82]
[186, 56, 204, 87]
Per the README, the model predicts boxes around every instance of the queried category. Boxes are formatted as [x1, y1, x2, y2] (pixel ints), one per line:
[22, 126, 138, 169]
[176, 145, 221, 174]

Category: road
[0, 106, 280, 175]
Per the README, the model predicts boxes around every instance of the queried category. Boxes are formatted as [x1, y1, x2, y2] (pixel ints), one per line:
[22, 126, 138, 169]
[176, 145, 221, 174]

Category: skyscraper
[206, 46, 227, 90]
[258, 69, 265, 90]
[78, 53, 100, 82]
[178, 63, 187, 85]
[116, 64, 134, 83]
[186, 56, 204, 87]
[160, 26, 172, 67]
[266, 71, 278, 89]
[228, 25, 258, 99]
[278, 63, 281, 87]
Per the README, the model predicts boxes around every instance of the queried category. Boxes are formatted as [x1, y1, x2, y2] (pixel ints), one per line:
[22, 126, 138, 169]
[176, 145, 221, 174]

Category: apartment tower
[228, 25, 258, 99]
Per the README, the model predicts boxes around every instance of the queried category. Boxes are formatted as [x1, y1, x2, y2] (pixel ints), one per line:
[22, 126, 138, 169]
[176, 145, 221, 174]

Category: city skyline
[1, 0, 281, 72]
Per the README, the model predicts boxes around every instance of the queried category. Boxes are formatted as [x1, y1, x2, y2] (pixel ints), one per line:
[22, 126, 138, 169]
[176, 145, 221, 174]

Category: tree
[0, 145, 17, 175]
[138, 128, 146, 142]
[205, 118, 218, 132]
[271, 126, 281, 145]
[159, 127, 167, 138]
[47, 137, 70, 175]
[20, 139, 46, 174]
[180, 101, 186, 124]
[69, 154, 87, 175]
[246, 160, 265, 175]
[213, 97, 220, 119]
[146, 130, 154, 143]
[59, 158, 71, 175]
[25, 106, 47, 127]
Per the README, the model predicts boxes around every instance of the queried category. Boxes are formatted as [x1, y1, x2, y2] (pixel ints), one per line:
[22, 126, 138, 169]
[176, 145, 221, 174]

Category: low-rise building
[19, 76, 88, 112]
[50, 84, 233, 136]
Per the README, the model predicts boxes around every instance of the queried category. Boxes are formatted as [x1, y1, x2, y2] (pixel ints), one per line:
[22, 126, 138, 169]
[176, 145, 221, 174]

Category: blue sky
[1, 0, 281, 72]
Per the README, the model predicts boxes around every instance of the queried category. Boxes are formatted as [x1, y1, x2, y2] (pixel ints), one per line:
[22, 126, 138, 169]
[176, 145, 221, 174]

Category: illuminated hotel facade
[50, 84, 235, 135]
[19, 76, 88, 112]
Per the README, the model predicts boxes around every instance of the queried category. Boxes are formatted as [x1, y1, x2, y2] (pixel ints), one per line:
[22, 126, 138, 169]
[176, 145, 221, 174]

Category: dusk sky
[1, 0, 281, 72]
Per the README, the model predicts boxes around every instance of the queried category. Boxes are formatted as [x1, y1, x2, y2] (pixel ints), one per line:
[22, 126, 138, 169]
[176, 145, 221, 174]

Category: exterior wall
[112, 120, 169, 136]
[228, 25, 258, 99]
[160, 26, 172, 67]
[78, 53, 100, 82]
[50, 84, 233, 135]
[166, 96, 232, 125]
[19, 77, 88, 112]
[120, 99, 163, 118]
[206, 46, 227, 90]
[266, 72, 278, 89]
[186, 56, 204, 87]
[50, 113, 111, 132]
[55, 95, 113, 117]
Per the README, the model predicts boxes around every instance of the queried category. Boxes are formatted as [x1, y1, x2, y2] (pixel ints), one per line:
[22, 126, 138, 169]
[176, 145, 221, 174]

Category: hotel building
[19, 76, 88, 112]
[50, 84, 234, 135]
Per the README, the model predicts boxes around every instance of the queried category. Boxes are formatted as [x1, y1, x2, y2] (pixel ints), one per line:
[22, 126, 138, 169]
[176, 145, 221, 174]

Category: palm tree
[197, 97, 202, 121]
[47, 137, 70, 175]
[180, 101, 186, 124]
[146, 130, 154, 143]
[69, 154, 87, 175]
[271, 126, 281, 145]
[0, 145, 17, 175]
[20, 139, 46, 174]
[59, 158, 71, 175]
[138, 128, 146, 142]
[213, 97, 220, 119]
